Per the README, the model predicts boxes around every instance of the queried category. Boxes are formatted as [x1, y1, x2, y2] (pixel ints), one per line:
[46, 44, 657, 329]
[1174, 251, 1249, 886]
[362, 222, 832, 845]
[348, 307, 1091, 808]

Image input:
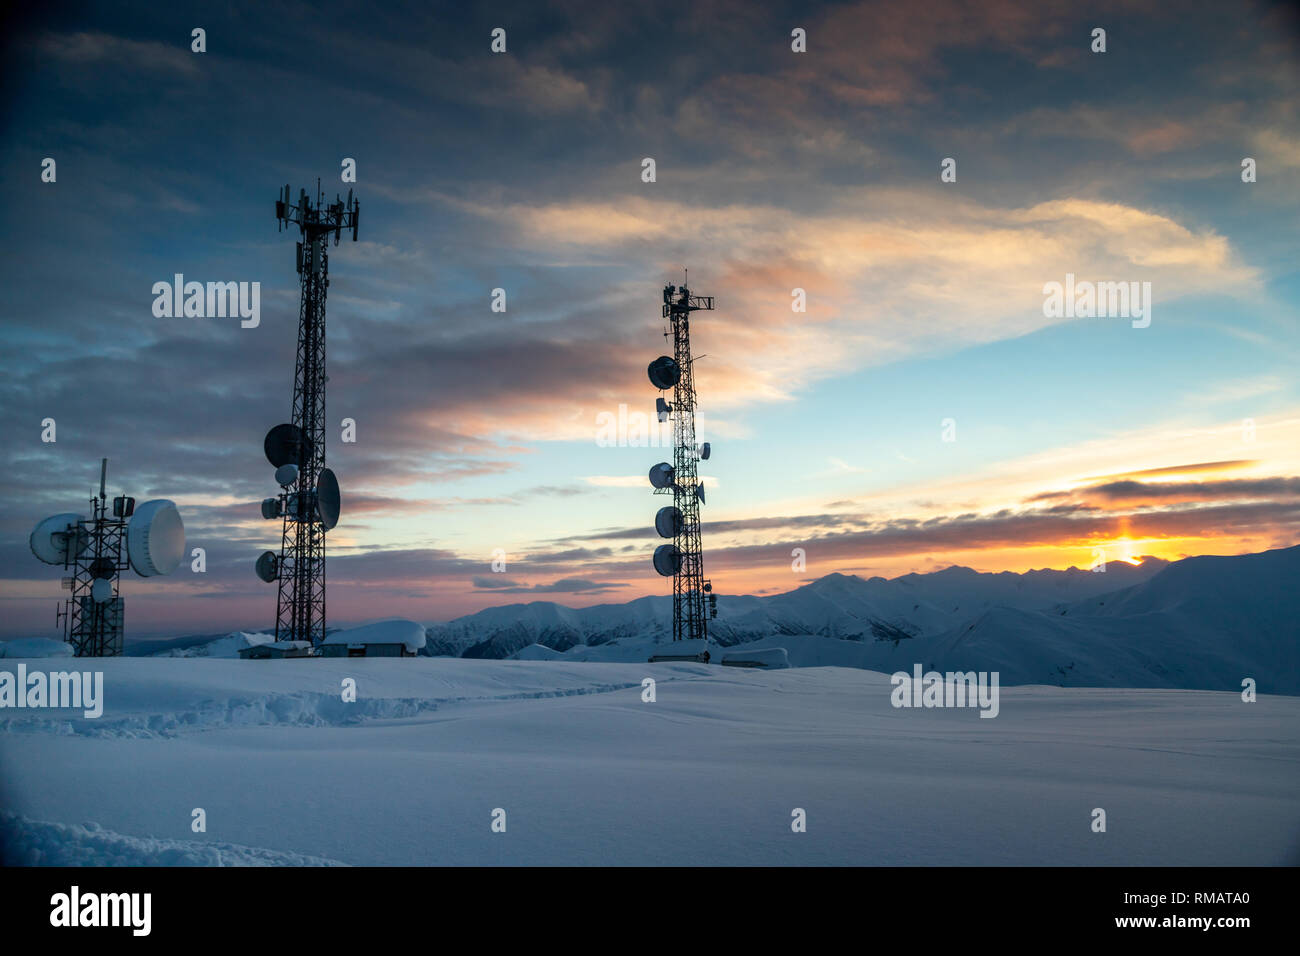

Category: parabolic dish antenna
[255, 550, 279, 583]
[261, 497, 281, 520]
[649, 462, 675, 489]
[699, 442, 711, 460]
[29, 513, 89, 565]
[655, 505, 683, 539]
[127, 499, 185, 577]
[91, 578, 114, 604]
[89, 557, 116, 580]
[316, 468, 341, 530]
[647, 356, 680, 391]
[653, 544, 682, 577]
[264, 423, 313, 469]
[274, 463, 299, 488]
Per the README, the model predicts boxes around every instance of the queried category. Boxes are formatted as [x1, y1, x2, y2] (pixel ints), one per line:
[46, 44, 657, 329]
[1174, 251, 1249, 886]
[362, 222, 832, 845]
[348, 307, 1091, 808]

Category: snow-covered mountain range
[424, 554, 1169, 658]
[423, 546, 1300, 693]
[114, 545, 1298, 693]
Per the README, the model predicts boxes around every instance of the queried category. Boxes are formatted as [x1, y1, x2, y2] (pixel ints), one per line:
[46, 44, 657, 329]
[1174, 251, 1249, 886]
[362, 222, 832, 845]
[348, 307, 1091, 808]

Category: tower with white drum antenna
[29, 458, 186, 656]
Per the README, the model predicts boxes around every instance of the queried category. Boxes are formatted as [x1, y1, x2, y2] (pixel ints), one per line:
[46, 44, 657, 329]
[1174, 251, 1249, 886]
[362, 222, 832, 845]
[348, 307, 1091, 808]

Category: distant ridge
[421, 553, 1169, 660]
[118, 547, 1299, 693]
[418, 546, 1299, 693]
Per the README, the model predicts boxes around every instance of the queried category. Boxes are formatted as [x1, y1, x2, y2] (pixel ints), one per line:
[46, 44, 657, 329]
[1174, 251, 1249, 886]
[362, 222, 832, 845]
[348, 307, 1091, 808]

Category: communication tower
[647, 274, 717, 652]
[255, 183, 356, 646]
[30, 458, 186, 656]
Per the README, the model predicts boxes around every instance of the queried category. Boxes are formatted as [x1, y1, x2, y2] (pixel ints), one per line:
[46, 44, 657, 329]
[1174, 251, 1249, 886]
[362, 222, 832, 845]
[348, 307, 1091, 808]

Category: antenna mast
[648, 276, 717, 646]
[31, 458, 185, 656]
[60, 458, 128, 656]
[260, 184, 358, 645]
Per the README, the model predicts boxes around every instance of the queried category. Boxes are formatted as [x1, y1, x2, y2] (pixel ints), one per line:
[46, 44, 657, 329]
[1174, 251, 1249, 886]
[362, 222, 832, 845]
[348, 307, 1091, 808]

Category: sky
[0, 0, 1297, 638]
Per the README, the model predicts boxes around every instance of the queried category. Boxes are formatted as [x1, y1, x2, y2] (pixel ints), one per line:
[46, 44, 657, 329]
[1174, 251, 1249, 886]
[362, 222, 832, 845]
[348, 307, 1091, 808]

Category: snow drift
[1, 659, 1295, 865]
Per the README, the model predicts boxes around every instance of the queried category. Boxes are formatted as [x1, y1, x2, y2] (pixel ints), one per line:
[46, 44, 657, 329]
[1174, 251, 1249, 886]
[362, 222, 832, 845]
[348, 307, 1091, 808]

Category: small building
[238, 640, 314, 660]
[720, 646, 790, 669]
[317, 619, 426, 658]
[648, 638, 712, 664]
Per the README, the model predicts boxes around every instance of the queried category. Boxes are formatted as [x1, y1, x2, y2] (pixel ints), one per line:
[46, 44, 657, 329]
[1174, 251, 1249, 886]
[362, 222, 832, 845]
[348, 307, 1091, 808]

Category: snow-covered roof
[238, 640, 313, 657]
[321, 619, 426, 652]
[721, 647, 790, 669]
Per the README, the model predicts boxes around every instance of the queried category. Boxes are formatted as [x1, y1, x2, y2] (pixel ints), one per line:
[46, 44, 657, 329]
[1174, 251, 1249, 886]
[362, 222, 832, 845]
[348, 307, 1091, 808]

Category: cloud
[574, 512, 868, 542]
[690, 499, 1300, 572]
[472, 576, 523, 589]
[472, 576, 628, 594]
[36, 32, 201, 76]
[1079, 460, 1259, 482]
[514, 485, 584, 498]
[1040, 476, 1300, 507]
[429, 190, 1261, 415]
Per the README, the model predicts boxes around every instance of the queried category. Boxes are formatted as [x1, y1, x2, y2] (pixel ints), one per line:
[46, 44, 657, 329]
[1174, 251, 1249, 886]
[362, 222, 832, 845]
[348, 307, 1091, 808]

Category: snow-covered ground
[2, 657, 1296, 865]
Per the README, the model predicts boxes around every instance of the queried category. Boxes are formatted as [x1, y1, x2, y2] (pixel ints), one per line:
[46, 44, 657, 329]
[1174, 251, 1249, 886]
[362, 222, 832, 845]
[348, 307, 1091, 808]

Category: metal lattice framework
[56, 460, 128, 657]
[271, 183, 358, 645]
[656, 281, 714, 643]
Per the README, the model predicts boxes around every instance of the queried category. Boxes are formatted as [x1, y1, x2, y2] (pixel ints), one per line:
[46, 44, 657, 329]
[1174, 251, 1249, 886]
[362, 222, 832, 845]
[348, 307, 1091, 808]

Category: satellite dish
[655, 505, 683, 539]
[648, 356, 680, 390]
[649, 462, 675, 489]
[255, 550, 279, 583]
[275, 463, 299, 487]
[261, 497, 281, 520]
[699, 442, 711, 460]
[264, 423, 313, 468]
[91, 578, 113, 604]
[653, 544, 682, 577]
[29, 513, 90, 565]
[127, 500, 185, 577]
[89, 557, 116, 580]
[316, 468, 341, 530]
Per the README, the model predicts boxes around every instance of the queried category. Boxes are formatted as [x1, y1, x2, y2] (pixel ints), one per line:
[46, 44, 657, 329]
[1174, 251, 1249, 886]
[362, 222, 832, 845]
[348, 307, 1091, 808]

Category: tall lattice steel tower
[255, 183, 355, 645]
[648, 276, 717, 648]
